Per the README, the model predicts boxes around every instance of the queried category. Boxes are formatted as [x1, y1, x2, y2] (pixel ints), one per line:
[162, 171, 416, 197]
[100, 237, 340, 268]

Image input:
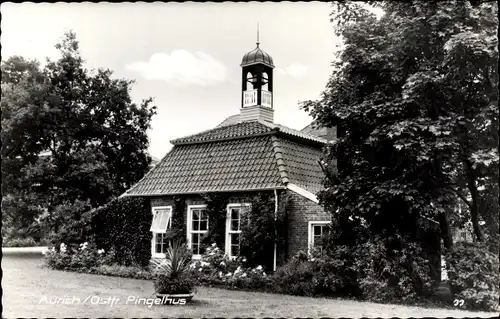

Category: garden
[41, 196, 499, 313]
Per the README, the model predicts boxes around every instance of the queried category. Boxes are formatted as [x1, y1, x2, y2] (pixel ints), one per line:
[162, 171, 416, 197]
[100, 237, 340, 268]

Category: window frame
[186, 204, 209, 259]
[150, 206, 173, 258]
[307, 220, 331, 255]
[225, 203, 251, 259]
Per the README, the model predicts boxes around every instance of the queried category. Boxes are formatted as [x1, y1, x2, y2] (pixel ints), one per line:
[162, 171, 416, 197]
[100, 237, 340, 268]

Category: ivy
[198, 191, 289, 271]
[201, 192, 229, 250]
[240, 191, 289, 270]
[168, 196, 187, 243]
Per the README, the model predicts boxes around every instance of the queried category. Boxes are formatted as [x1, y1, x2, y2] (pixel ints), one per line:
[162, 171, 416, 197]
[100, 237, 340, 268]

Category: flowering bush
[226, 264, 270, 290]
[188, 243, 269, 290]
[43, 241, 115, 271]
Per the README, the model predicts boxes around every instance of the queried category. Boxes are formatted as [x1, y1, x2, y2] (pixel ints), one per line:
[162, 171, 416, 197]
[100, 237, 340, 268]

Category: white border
[186, 204, 208, 259]
[307, 220, 331, 255]
[225, 203, 251, 258]
[151, 206, 172, 258]
[287, 183, 319, 203]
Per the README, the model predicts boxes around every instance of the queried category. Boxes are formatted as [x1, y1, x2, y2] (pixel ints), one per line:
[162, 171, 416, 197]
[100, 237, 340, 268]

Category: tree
[1, 31, 157, 236]
[301, 1, 498, 250]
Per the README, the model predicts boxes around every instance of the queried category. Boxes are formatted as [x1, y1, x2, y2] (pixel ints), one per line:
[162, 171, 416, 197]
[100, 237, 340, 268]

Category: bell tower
[240, 27, 275, 123]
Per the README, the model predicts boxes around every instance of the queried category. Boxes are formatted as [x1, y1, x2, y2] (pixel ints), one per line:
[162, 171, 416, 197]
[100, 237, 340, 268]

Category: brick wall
[286, 190, 330, 257]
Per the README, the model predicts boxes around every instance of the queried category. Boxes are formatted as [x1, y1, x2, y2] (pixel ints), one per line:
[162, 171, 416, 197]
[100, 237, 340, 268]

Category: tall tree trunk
[464, 160, 484, 241]
[439, 210, 454, 250]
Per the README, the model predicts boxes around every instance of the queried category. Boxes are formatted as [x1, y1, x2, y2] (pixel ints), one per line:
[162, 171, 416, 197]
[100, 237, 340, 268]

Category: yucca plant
[152, 240, 196, 295]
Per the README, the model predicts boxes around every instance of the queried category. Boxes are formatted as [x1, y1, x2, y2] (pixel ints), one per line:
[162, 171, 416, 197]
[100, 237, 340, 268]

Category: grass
[2, 254, 495, 318]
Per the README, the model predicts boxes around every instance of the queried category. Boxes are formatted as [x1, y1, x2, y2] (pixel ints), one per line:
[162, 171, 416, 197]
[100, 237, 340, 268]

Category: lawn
[1, 253, 495, 318]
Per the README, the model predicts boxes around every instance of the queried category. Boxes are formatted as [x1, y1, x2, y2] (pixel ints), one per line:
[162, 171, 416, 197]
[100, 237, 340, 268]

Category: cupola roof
[241, 44, 274, 68]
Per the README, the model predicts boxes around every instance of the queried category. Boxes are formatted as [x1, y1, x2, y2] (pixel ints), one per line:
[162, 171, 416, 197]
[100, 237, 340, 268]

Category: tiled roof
[171, 121, 276, 145]
[272, 123, 327, 144]
[125, 136, 283, 196]
[124, 120, 326, 197]
[276, 138, 325, 194]
[172, 120, 326, 146]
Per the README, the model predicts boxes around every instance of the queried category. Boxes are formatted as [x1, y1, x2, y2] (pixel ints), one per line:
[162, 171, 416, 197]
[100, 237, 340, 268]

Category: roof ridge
[170, 124, 226, 144]
[256, 119, 278, 129]
[259, 120, 327, 144]
[171, 120, 276, 145]
[270, 135, 290, 185]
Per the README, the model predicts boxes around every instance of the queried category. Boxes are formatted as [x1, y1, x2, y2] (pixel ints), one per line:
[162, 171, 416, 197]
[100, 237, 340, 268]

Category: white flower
[198, 268, 203, 272]
[226, 272, 232, 277]
[97, 249, 105, 255]
[60, 243, 67, 253]
[310, 258, 315, 262]
[211, 243, 217, 247]
[256, 265, 263, 271]
[79, 242, 88, 251]
[218, 271, 223, 277]
[242, 257, 247, 262]
[263, 272, 266, 277]
[220, 261, 226, 267]
[241, 273, 247, 278]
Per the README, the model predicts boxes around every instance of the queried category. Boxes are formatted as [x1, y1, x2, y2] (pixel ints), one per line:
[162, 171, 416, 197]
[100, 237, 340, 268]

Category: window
[225, 204, 251, 258]
[308, 221, 331, 254]
[187, 205, 209, 258]
[150, 206, 172, 257]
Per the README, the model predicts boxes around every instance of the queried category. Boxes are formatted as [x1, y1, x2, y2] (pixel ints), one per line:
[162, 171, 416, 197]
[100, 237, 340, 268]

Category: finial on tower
[256, 22, 260, 47]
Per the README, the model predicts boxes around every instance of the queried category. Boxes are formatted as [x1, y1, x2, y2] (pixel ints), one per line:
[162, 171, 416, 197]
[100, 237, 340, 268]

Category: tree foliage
[302, 1, 498, 249]
[1, 31, 157, 235]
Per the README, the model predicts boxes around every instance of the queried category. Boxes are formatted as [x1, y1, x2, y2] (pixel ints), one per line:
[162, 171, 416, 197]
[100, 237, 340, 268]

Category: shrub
[272, 258, 320, 296]
[446, 241, 499, 312]
[188, 243, 270, 291]
[271, 250, 357, 297]
[43, 241, 115, 272]
[44, 243, 74, 270]
[226, 265, 271, 291]
[354, 240, 435, 303]
[2, 237, 37, 247]
[91, 197, 152, 267]
[189, 243, 241, 286]
[47, 200, 94, 247]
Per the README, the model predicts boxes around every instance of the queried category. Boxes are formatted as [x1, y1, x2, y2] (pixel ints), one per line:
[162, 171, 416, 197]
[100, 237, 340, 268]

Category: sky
[2, 2, 343, 160]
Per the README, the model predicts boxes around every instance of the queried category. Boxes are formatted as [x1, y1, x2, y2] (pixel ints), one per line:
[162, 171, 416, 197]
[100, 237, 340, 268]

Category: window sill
[152, 253, 166, 259]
